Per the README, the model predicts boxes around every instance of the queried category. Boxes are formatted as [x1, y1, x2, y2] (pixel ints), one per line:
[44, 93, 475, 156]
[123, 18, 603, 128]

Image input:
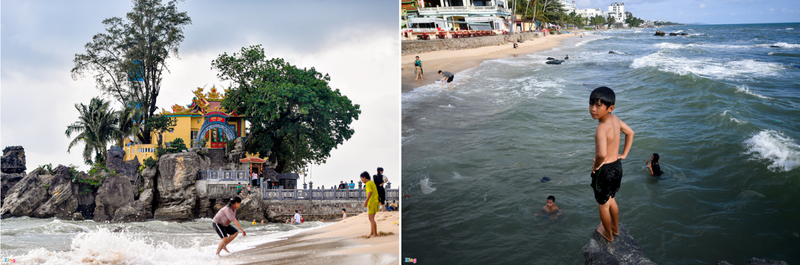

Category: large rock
[106, 146, 140, 182]
[581, 224, 656, 265]
[654, 31, 665, 36]
[93, 172, 135, 222]
[153, 205, 194, 222]
[1, 172, 25, 206]
[235, 195, 266, 221]
[0, 172, 47, 218]
[1, 146, 26, 173]
[155, 152, 209, 219]
[33, 165, 79, 218]
[718, 258, 789, 265]
[74, 172, 96, 219]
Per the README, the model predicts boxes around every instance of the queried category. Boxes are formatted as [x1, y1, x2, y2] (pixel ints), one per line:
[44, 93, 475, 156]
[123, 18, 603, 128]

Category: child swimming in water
[535, 195, 562, 219]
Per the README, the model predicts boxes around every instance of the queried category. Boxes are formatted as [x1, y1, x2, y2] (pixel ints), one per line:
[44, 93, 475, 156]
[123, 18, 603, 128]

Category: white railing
[419, 6, 511, 14]
[263, 188, 400, 201]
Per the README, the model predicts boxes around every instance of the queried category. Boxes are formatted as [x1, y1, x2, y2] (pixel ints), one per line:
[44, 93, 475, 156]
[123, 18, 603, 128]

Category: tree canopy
[66, 97, 119, 165]
[71, 0, 191, 144]
[212, 45, 361, 173]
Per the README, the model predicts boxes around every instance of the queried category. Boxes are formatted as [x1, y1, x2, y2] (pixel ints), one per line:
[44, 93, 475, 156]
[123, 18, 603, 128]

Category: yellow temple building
[123, 86, 251, 164]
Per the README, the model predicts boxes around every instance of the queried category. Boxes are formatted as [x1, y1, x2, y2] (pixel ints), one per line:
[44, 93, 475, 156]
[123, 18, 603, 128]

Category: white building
[560, 0, 576, 14]
[410, 0, 513, 31]
[576, 8, 604, 18]
[607, 2, 627, 24]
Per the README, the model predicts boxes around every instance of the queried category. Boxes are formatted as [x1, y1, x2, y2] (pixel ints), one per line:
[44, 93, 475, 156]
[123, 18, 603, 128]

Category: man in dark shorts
[373, 167, 388, 212]
[438, 70, 454, 85]
[213, 197, 246, 256]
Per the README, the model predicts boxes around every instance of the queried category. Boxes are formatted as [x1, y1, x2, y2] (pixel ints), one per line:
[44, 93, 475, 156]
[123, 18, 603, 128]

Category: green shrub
[143, 157, 157, 168]
[167, 138, 188, 153]
[36, 163, 54, 175]
[156, 146, 166, 157]
[226, 139, 236, 153]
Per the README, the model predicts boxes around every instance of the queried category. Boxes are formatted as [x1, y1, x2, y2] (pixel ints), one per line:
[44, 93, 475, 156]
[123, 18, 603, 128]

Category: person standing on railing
[373, 167, 388, 212]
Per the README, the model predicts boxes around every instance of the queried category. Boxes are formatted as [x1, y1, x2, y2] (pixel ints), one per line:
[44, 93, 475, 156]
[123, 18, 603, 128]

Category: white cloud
[769, 8, 775, 11]
[782, 8, 796, 13]
[699, 3, 706, 8]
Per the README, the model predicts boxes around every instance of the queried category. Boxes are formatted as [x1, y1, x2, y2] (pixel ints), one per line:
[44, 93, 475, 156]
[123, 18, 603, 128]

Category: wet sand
[402, 31, 588, 93]
[230, 211, 399, 265]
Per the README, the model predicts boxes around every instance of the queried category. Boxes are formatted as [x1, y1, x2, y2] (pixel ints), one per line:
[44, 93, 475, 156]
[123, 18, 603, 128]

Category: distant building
[560, 0, 576, 14]
[410, 0, 512, 32]
[577, 8, 604, 18]
[608, 2, 627, 25]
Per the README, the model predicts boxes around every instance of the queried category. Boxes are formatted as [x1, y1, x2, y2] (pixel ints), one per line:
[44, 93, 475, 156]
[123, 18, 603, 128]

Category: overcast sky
[1, 0, 400, 189]
[573, 0, 799, 24]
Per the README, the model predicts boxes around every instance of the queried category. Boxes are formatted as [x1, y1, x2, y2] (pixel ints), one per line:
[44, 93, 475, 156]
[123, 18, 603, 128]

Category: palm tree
[114, 104, 141, 148]
[66, 97, 119, 165]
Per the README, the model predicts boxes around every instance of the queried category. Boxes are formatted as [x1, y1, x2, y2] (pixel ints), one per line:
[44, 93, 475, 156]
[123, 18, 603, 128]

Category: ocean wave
[720, 110, 748, 124]
[630, 52, 783, 80]
[575, 36, 610, 47]
[757, 42, 800, 48]
[744, 130, 800, 172]
[735, 85, 772, 100]
[420, 178, 437, 194]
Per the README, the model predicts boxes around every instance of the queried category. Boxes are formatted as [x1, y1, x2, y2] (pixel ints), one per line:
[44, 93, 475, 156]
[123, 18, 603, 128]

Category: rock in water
[654, 31, 665, 36]
[1, 146, 26, 173]
[582, 224, 656, 265]
[0, 172, 48, 218]
[1, 172, 25, 206]
[93, 172, 135, 222]
[669, 32, 678, 36]
[72, 212, 85, 221]
[718, 258, 789, 265]
[154, 152, 210, 221]
[547, 57, 556, 60]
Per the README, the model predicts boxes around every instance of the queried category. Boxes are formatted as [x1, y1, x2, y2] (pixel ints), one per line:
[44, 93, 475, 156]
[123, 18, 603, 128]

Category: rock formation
[32, 165, 79, 219]
[0, 171, 48, 218]
[1, 146, 26, 173]
[718, 258, 789, 265]
[235, 195, 266, 221]
[93, 171, 135, 222]
[582, 224, 656, 265]
[654, 31, 665, 36]
[154, 151, 210, 221]
[1, 172, 25, 207]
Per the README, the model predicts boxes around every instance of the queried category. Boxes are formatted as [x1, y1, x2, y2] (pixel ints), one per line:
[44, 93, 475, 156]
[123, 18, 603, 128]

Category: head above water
[360, 171, 371, 181]
[652, 153, 660, 163]
[589, 86, 616, 109]
[547, 195, 556, 203]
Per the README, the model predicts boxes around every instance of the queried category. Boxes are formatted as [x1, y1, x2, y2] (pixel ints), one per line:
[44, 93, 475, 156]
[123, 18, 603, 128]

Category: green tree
[607, 16, 617, 28]
[212, 45, 361, 173]
[66, 97, 119, 165]
[144, 114, 176, 146]
[114, 104, 141, 148]
[71, 0, 191, 145]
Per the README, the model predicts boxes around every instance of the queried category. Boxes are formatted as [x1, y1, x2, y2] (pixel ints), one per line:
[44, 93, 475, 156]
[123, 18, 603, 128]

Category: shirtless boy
[589, 86, 634, 242]
[534, 195, 562, 219]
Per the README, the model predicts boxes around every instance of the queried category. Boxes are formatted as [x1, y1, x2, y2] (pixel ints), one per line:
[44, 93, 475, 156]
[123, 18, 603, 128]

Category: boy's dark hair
[547, 195, 556, 202]
[377, 167, 384, 173]
[238, 182, 241, 184]
[438, 70, 443, 74]
[360, 171, 371, 180]
[589, 86, 615, 108]
[228, 196, 242, 206]
[342, 208, 346, 212]
[652, 153, 659, 163]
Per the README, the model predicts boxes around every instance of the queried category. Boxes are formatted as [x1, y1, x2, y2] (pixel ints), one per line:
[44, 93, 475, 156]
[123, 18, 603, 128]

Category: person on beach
[414, 56, 424, 80]
[646, 153, 662, 176]
[236, 182, 242, 195]
[213, 197, 246, 256]
[534, 195, 562, 219]
[291, 210, 302, 225]
[439, 70, 454, 85]
[373, 167, 388, 212]
[588, 86, 634, 242]
[349, 180, 355, 190]
[342, 209, 347, 219]
[361, 171, 379, 238]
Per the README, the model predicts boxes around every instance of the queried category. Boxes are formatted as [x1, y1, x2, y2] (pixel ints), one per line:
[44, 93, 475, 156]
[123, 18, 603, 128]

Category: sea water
[0, 217, 327, 264]
[402, 23, 800, 264]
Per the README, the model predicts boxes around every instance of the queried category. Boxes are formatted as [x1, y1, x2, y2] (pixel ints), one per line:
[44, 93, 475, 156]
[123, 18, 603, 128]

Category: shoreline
[402, 30, 596, 93]
[230, 211, 399, 265]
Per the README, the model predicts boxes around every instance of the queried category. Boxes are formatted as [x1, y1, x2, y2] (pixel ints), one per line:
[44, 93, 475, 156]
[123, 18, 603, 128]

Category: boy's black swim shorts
[590, 159, 623, 205]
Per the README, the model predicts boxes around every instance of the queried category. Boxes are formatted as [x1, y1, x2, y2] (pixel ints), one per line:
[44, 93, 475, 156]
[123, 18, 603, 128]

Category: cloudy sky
[573, 0, 799, 24]
[1, 0, 399, 188]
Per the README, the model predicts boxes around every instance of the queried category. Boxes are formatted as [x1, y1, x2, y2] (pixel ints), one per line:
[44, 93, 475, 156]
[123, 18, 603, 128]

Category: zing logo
[3, 258, 15, 263]
[404, 257, 417, 263]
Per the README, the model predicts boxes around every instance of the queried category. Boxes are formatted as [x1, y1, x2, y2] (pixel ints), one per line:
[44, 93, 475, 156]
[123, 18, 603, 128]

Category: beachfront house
[413, 0, 513, 33]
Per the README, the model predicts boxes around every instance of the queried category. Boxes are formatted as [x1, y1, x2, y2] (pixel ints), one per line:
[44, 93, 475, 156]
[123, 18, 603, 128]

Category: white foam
[757, 42, 800, 48]
[575, 36, 610, 47]
[631, 52, 783, 80]
[654, 42, 685, 50]
[787, 28, 794, 30]
[744, 130, 800, 172]
[735, 85, 773, 100]
[452, 172, 465, 179]
[420, 178, 437, 194]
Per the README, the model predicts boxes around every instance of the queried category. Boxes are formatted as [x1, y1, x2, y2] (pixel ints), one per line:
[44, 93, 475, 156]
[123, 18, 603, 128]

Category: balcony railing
[418, 5, 511, 14]
[263, 188, 400, 201]
[198, 170, 251, 182]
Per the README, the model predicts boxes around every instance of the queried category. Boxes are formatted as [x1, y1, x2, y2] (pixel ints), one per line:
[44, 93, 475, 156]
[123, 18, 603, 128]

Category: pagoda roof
[160, 85, 239, 117]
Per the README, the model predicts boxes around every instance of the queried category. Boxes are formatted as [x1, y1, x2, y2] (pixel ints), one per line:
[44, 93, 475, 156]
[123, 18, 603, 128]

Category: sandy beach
[230, 211, 400, 265]
[402, 31, 588, 93]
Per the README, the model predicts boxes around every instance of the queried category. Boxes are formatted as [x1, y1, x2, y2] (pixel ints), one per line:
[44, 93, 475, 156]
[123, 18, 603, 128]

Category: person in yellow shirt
[361, 171, 379, 238]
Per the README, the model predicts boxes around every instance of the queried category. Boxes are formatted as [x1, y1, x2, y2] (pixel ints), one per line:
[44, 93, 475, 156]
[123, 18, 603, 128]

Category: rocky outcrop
[669, 32, 678, 36]
[718, 258, 789, 265]
[2, 146, 26, 173]
[582, 224, 656, 265]
[1, 172, 25, 206]
[236, 195, 266, 221]
[154, 152, 209, 221]
[106, 146, 140, 183]
[654, 31, 665, 36]
[226, 138, 246, 163]
[93, 172, 135, 222]
[0, 171, 47, 218]
[32, 165, 79, 219]
[153, 205, 194, 222]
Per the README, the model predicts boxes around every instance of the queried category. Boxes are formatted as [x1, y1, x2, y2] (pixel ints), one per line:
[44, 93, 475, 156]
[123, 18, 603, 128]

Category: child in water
[645, 153, 662, 176]
[534, 195, 562, 219]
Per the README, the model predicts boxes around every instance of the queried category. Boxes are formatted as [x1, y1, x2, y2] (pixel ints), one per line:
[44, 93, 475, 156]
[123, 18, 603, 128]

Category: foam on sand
[420, 178, 437, 194]
[744, 130, 800, 172]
